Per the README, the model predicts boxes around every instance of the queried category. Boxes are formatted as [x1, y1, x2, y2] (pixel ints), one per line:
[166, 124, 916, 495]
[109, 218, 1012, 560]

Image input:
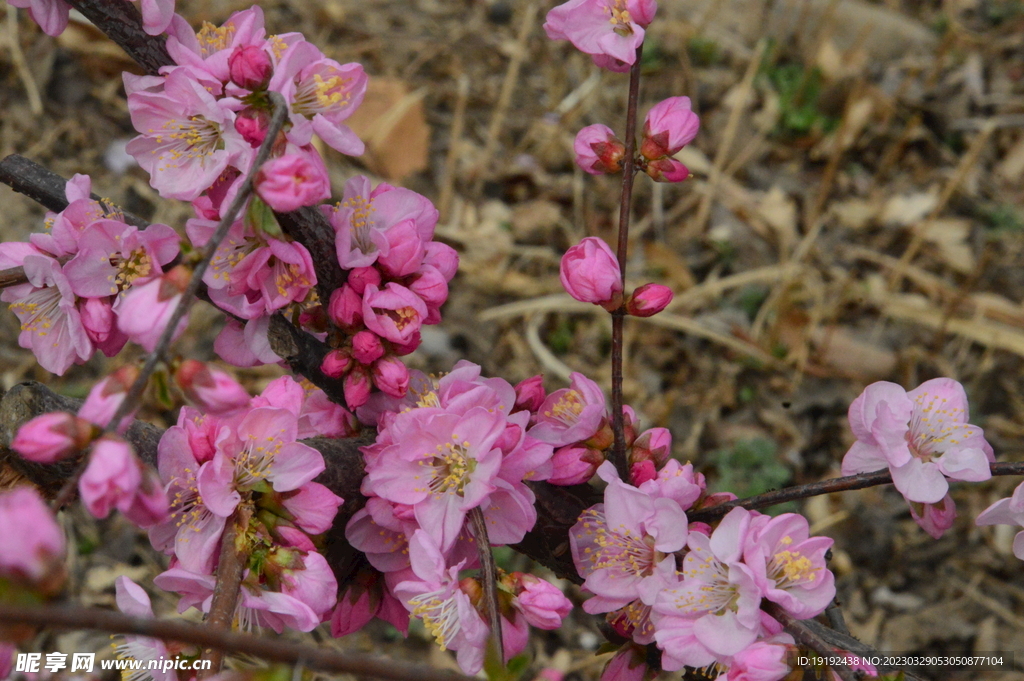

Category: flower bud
[424, 242, 459, 281]
[229, 45, 273, 90]
[630, 427, 672, 467]
[640, 97, 700, 160]
[80, 297, 128, 356]
[117, 265, 190, 352]
[235, 107, 270, 146]
[629, 460, 657, 486]
[347, 266, 382, 295]
[644, 157, 690, 183]
[559, 237, 622, 307]
[548, 445, 604, 485]
[574, 124, 626, 175]
[79, 436, 143, 520]
[344, 367, 372, 409]
[328, 284, 364, 328]
[12, 412, 95, 463]
[511, 573, 572, 629]
[625, 283, 673, 317]
[0, 487, 66, 593]
[79, 365, 141, 432]
[321, 349, 352, 378]
[352, 330, 385, 365]
[175, 359, 251, 414]
[513, 375, 546, 413]
[373, 356, 410, 398]
[255, 153, 331, 212]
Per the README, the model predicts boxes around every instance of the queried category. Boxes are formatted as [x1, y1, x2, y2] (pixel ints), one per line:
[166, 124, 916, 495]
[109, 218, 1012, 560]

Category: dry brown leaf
[812, 325, 897, 379]
[757, 186, 797, 255]
[831, 199, 878, 230]
[346, 77, 430, 181]
[880, 189, 939, 226]
[917, 218, 975, 273]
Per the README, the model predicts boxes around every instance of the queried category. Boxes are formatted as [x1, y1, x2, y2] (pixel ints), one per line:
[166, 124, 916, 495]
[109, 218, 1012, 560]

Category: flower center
[196, 21, 236, 58]
[605, 0, 634, 35]
[154, 116, 223, 171]
[409, 587, 461, 650]
[234, 432, 285, 489]
[293, 71, 354, 117]
[423, 436, 477, 496]
[544, 390, 584, 425]
[579, 509, 656, 578]
[10, 285, 62, 338]
[767, 537, 817, 588]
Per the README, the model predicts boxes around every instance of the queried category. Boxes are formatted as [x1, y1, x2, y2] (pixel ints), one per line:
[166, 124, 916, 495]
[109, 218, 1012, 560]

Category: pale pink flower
[976, 481, 1024, 560]
[640, 97, 700, 160]
[544, 0, 657, 69]
[113, 577, 175, 681]
[393, 531, 490, 675]
[560, 237, 622, 307]
[842, 379, 994, 504]
[529, 372, 607, 447]
[125, 67, 251, 201]
[362, 283, 428, 345]
[644, 157, 690, 183]
[637, 459, 705, 511]
[742, 511, 835, 620]
[345, 497, 419, 572]
[571, 462, 687, 614]
[0, 486, 65, 584]
[625, 283, 673, 317]
[175, 359, 252, 415]
[280, 483, 344, 535]
[12, 412, 93, 463]
[255, 153, 331, 212]
[117, 265, 190, 352]
[215, 316, 282, 367]
[79, 436, 142, 519]
[26, 173, 103, 257]
[511, 573, 572, 629]
[7, 0, 69, 36]
[2, 254, 92, 375]
[725, 641, 792, 681]
[652, 507, 762, 666]
[574, 124, 626, 175]
[164, 7, 267, 83]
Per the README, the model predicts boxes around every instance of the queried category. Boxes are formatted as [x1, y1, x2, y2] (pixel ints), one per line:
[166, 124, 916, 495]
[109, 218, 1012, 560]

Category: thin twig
[439, 72, 470, 223]
[468, 507, 504, 661]
[688, 461, 1024, 523]
[199, 505, 253, 677]
[49, 93, 290, 512]
[609, 45, 644, 483]
[5, 5, 43, 115]
[0, 603, 474, 681]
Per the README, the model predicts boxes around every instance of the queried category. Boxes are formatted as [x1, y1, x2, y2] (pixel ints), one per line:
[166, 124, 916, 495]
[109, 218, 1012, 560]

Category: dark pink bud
[234, 107, 270, 146]
[12, 412, 95, 463]
[372, 357, 410, 398]
[328, 285, 363, 328]
[629, 460, 657, 486]
[625, 283, 673, 318]
[347, 266, 382, 295]
[424, 242, 459, 281]
[548, 445, 603, 485]
[321, 349, 352, 378]
[559, 237, 623, 307]
[513, 375, 546, 413]
[352, 330, 384, 365]
[574, 124, 626, 175]
[644, 157, 690, 183]
[640, 97, 700, 160]
[229, 45, 273, 90]
[391, 331, 421, 356]
[344, 367, 372, 409]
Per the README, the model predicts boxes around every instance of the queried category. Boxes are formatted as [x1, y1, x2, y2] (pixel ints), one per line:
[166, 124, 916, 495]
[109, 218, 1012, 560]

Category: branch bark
[63, 0, 172, 75]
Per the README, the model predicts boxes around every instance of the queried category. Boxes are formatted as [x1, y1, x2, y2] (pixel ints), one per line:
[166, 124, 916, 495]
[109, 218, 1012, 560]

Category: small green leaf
[247, 196, 283, 239]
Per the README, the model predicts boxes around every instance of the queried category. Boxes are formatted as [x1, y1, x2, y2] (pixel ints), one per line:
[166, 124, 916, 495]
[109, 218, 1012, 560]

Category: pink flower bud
[79, 436, 143, 520]
[122, 468, 169, 529]
[12, 412, 94, 463]
[391, 331, 421, 356]
[513, 375, 546, 413]
[630, 427, 672, 466]
[408, 265, 448, 308]
[629, 460, 657, 486]
[372, 357, 410, 398]
[175, 359, 251, 414]
[559, 237, 622, 307]
[347, 266, 382, 295]
[328, 284, 364, 328]
[117, 265, 190, 353]
[321, 349, 352, 378]
[644, 158, 690, 183]
[640, 97, 700, 160]
[377, 220, 425, 278]
[626, 283, 673, 317]
[235, 107, 270, 146]
[574, 124, 626, 175]
[344, 367, 372, 409]
[229, 45, 273, 90]
[255, 153, 331, 212]
[352, 330, 385, 365]
[688, 521, 712, 536]
[80, 297, 128, 357]
[0, 487, 65, 587]
[548, 445, 604, 485]
[79, 365, 140, 432]
[424, 241, 459, 281]
[512, 574, 572, 629]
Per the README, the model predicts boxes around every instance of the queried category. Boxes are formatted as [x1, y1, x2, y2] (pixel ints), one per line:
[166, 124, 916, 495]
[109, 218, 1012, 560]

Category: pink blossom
[352, 330, 384, 365]
[362, 283, 428, 344]
[175, 359, 252, 414]
[229, 44, 273, 90]
[281, 483, 343, 535]
[511, 573, 572, 629]
[529, 372, 607, 447]
[910, 494, 957, 539]
[373, 356, 411, 398]
[544, 0, 657, 69]
[393, 531, 490, 674]
[215, 317, 282, 366]
[378, 220, 426, 277]
[513, 375, 546, 414]
[842, 379, 994, 504]
[347, 266, 382, 294]
[322, 349, 352, 378]
[346, 497, 419, 572]
[2, 254, 92, 375]
[329, 284, 364, 327]
[626, 283, 673, 317]
[79, 297, 129, 356]
[640, 97, 701, 160]
[125, 67, 252, 201]
[976, 481, 1024, 560]
[571, 462, 687, 614]
[78, 365, 140, 432]
[12, 412, 93, 463]
[549, 444, 603, 485]
[637, 459, 705, 510]
[117, 265, 190, 352]
[425, 241, 459, 281]
[0, 486, 65, 584]
[644, 158, 690, 183]
[79, 436, 142, 519]
[64, 220, 179, 299]
[113, 577, 174, 681]
[331, 569, 409, 637]
[574, 124, 626, 175]
[725, 641, 792, 681]
[742, 511, 835, 619]
[235, 106, 270, 145]
[255, 153, 331, 212]
[600, 644, 649, 681]
[7, 0, 69, 37]
[560, 237, 623, 307]
[132, 0, 175, 36]
[164, 7, 267, 83]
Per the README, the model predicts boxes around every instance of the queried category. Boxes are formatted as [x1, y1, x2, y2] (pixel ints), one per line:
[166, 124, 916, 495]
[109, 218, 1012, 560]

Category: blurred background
[1, 0, 1024, 679]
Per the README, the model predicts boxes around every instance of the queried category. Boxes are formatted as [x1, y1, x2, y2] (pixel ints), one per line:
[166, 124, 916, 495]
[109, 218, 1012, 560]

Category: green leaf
[247, 196, 283, 239]
[151, 368, 175, 410]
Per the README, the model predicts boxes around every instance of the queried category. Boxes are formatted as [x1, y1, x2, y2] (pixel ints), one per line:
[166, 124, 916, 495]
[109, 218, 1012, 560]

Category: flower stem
[610, 44, 644, 482]
[199, 505, 253, 677]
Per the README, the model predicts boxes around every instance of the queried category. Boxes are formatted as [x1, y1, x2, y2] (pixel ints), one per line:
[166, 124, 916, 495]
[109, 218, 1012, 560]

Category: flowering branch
[468, 507, 504, 658]
[608, 45, 644, 482]
[0, 602, 474, 681]
[199, 505, 254, 677]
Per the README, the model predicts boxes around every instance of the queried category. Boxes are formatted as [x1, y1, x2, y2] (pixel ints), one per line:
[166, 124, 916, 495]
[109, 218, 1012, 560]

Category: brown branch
[199, 505, 253, 677]
[609, 45, 644, 482]
[0, 603, 473, 681]
[266, 313, 349, 408]
[468, 507, 504, 660]
[63, 0, 172, 75]
[688, 462, 1024, 523]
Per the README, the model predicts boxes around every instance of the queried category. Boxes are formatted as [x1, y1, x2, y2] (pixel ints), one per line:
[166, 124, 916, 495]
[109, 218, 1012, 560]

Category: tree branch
[266, 313, 349, 408]
[63, 0, 172, 75]
[0, 602, 474, 681]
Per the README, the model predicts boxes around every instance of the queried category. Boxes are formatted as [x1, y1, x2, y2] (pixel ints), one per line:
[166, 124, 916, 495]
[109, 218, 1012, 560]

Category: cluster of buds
[558, 237, 673, 318]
